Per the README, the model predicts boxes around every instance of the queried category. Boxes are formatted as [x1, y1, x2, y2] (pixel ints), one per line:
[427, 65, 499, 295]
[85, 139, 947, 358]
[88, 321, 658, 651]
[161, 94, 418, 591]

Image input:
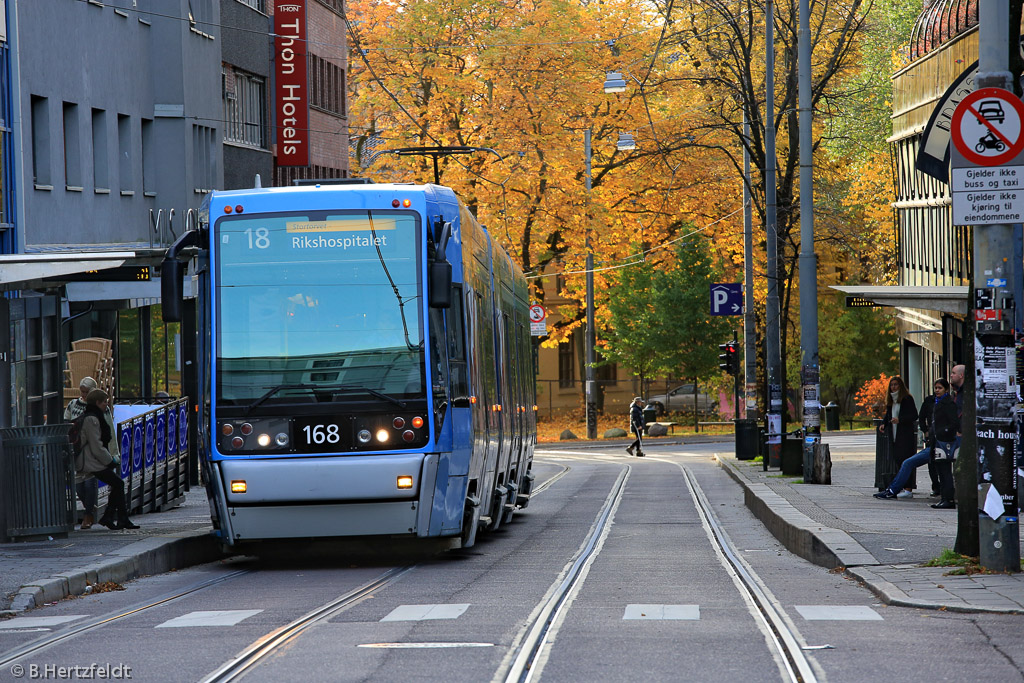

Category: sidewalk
[0, 488, 220, 614]
[717, 434, 1024, 614]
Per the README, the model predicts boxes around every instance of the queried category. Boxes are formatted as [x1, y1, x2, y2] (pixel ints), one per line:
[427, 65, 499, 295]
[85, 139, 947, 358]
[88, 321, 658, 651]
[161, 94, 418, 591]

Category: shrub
[854, 373, 890, 417]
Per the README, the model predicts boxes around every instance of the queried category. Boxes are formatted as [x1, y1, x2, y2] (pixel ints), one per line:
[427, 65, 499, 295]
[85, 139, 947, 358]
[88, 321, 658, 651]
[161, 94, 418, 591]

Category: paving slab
[0, 488, 221, 613]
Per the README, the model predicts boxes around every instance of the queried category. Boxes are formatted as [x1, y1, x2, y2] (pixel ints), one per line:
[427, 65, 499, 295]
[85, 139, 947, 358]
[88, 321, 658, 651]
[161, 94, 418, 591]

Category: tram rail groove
[0, 569, 252, 668]
[675, 462, 818, 683]
[499, 466, 630, 683]
[200, 565, 416, 683]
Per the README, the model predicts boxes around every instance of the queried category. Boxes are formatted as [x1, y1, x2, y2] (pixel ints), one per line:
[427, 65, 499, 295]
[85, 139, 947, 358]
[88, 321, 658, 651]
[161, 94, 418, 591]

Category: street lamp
[616, 133, 636, 151]
[584, 129, 597, 439]
[603, 72, 627, 93]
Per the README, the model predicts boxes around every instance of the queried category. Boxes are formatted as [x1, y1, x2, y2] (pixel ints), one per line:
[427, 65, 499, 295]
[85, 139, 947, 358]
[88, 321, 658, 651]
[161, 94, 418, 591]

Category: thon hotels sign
[275, 1, 309, 166]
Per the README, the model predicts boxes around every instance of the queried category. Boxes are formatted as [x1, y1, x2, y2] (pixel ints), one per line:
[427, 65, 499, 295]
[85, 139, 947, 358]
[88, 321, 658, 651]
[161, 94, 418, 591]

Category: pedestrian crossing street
[0, 603, 883, 631]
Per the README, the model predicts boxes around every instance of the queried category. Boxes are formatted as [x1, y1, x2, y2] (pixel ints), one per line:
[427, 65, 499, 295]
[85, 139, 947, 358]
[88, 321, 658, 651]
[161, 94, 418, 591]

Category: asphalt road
[1, 443, 1021, 682]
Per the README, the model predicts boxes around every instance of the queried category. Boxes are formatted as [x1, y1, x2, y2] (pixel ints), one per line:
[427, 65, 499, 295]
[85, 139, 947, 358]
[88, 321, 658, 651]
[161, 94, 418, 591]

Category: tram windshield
[214, 210, 425, 409]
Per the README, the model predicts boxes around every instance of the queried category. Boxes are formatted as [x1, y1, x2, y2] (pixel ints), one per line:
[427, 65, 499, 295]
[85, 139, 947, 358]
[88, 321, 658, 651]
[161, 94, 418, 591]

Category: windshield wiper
[242, 383, 407, 415]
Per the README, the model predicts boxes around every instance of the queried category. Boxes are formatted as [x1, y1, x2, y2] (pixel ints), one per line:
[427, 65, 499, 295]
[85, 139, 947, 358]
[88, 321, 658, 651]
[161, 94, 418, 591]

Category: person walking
[65, 377, 98, 529]
[879, 376, 918, 498]
[626, 397, 646, 457]
[78, 389, 138, 530]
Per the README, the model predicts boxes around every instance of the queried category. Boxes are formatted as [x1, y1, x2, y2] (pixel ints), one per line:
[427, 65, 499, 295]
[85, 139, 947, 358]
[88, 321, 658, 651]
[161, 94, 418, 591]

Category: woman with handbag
[928, 378, 959, 509]
[80, 389, 139, 530]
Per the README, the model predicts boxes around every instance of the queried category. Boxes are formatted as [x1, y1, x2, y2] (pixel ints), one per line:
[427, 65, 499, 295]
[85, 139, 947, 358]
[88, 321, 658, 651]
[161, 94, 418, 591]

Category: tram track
[672, 460, 818, 683]
[498, 466, 630, 683]
[0, 569, 252, 669]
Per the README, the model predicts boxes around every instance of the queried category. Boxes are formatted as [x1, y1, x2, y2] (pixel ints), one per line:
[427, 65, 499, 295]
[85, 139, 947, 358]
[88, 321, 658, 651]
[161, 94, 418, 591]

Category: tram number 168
[302, 424, 341, 445]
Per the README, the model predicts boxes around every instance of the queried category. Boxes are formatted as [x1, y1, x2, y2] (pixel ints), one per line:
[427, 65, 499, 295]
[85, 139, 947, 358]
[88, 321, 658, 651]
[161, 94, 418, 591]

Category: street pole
[798, 0, 820, 480]
[765, 0, 783, 466]
[584, 129, 597, 440]
[973, 0, 1020, 572]
[743, 109, 757, 421]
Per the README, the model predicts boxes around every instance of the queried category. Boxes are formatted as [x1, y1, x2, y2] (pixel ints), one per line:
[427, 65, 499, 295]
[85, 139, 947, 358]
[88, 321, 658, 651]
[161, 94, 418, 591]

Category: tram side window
[448, 286, 470, 401]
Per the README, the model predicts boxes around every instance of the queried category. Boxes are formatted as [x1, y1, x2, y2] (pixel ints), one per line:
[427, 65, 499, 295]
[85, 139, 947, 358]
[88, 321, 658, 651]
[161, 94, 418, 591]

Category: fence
[96, 398, 190, 515]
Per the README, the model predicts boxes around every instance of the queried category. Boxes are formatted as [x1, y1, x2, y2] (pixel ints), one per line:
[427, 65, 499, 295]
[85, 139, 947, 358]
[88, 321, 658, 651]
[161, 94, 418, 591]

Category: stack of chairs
[64, 338, 115, 399]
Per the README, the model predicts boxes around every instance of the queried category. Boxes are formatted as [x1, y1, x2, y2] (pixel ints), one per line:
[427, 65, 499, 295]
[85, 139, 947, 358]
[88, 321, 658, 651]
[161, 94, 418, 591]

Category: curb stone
[8, 530, 223, 613]
[715, 454, 877, 569]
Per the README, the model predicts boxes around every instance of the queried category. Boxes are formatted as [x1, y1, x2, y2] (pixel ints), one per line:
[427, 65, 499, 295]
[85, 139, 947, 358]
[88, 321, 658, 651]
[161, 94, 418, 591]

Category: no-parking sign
[529, 304, 547, 336]
[950, 88, 1024, 225]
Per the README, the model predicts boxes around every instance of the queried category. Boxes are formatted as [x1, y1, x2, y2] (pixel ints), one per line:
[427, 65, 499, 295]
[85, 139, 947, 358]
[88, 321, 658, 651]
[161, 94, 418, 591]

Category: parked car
[647, 384, 714, 415]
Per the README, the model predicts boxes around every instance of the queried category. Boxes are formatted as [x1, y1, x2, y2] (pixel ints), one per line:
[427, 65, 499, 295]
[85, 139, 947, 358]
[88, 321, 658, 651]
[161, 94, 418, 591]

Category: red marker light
[402, 199, 412, 208]
[402, 430, 415, 442]
[411, 416, 424, 429]
[393, 417, 406, 429]
[224, 205, 233, 214]
[235, 205, 244, 214]
[392, 199, 400, 207]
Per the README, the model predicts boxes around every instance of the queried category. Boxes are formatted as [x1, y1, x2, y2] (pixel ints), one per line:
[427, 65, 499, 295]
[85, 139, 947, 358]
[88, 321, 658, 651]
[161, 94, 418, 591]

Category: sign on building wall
[275, 1, 309, 167]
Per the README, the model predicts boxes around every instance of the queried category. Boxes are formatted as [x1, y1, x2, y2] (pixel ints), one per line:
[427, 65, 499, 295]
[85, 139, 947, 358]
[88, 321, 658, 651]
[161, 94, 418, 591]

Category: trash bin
[642, 406, 657, 434]
[781, 434, 803, 476]
[823, 402, 840, 431]
[873, 418, 897, 491]
[735, 419, 758, 460]
[0, 425, 76, 541]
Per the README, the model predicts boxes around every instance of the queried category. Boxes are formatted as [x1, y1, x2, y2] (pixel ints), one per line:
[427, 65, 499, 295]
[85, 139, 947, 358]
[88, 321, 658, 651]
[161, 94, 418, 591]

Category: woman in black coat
[880, 376, 919, 496]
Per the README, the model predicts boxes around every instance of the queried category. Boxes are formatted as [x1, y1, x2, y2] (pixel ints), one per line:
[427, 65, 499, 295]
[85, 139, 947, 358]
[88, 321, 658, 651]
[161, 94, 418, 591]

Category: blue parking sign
[710, 283, 743, 316]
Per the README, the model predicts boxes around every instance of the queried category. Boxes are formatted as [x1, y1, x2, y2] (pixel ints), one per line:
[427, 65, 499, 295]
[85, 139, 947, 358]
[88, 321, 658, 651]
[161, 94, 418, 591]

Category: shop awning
[0, 250, 166, 292]
[830, 285, 969, 316]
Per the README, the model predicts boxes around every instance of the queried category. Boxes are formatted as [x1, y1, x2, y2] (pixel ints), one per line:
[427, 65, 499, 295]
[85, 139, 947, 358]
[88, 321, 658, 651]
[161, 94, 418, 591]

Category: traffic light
[718, 340, 739, 375]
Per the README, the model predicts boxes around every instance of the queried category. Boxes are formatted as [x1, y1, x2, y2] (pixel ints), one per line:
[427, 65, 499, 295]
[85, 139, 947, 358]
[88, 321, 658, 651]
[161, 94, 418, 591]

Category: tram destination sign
[950, 88, 1024, 225]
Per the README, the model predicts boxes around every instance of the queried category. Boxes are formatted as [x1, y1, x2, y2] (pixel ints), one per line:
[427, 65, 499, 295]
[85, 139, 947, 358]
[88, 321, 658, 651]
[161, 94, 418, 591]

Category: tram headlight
[275, 432, 289, 447]
[257, 433, 271, 447]
[375, 429, 390, 443]
[357, 429, 372, 444]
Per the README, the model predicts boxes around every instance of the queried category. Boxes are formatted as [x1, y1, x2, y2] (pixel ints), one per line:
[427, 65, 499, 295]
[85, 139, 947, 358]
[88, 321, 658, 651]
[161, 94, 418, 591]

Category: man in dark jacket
[626, 397, 645, 457]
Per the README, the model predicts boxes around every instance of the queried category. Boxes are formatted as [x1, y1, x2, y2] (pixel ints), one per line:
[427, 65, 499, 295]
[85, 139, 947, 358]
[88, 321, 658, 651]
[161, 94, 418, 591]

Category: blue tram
[161, 180, 536, 548]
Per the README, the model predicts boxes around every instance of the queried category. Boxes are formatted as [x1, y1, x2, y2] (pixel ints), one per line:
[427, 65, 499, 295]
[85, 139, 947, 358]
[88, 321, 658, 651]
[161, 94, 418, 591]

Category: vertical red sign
[275, 1, 309, 166]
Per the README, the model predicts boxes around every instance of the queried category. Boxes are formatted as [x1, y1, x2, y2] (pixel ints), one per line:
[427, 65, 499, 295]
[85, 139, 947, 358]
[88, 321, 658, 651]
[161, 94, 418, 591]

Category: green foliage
[601, 235, 733, 386]
[653, 237, 734, 381]
[825, 0, 920, 158]
[600, 254, 661, 385]
[818, 294, 897, 412]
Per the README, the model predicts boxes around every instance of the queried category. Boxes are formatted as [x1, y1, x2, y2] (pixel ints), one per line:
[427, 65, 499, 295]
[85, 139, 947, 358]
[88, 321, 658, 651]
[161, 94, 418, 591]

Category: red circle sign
[951, 88, 1024, 166]
[529, 304, 546, 322]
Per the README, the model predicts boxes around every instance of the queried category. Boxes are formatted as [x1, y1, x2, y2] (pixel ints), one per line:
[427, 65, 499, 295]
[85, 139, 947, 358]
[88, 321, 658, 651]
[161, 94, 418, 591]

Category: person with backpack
[79, 389, 138, 530]
[65, 377, 98, 529]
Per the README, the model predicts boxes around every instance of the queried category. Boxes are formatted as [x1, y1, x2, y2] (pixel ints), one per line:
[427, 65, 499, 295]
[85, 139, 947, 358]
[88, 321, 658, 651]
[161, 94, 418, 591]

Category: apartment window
[192, 124, 216, 192]
[235, 0, 265, 11]
[30, 96, 51, 187]
[558, 339, 575, 388]
[92, 109, 109, 190]
[223, 68, 267, 148]
[62, 102, 82, 189]
[117, 114, 132, 193]
[309, 53, 345, 117]
[141, 118, 155, 195]
[315, 0, 343, 14]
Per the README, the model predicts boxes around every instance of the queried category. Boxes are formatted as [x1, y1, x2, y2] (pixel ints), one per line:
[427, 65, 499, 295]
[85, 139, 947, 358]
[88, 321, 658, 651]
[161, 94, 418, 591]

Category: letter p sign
[710, 283, 743, 316]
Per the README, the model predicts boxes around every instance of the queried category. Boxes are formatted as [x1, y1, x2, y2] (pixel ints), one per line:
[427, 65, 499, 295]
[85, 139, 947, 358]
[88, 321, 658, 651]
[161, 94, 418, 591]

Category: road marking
[156, 610, 263, 628]
[0, 616, 87, 629]
[794, 605, 882, 621]
[380, 604, 470, 621]
[623, 604, 700, 620]
[358, 642, 494, 648]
